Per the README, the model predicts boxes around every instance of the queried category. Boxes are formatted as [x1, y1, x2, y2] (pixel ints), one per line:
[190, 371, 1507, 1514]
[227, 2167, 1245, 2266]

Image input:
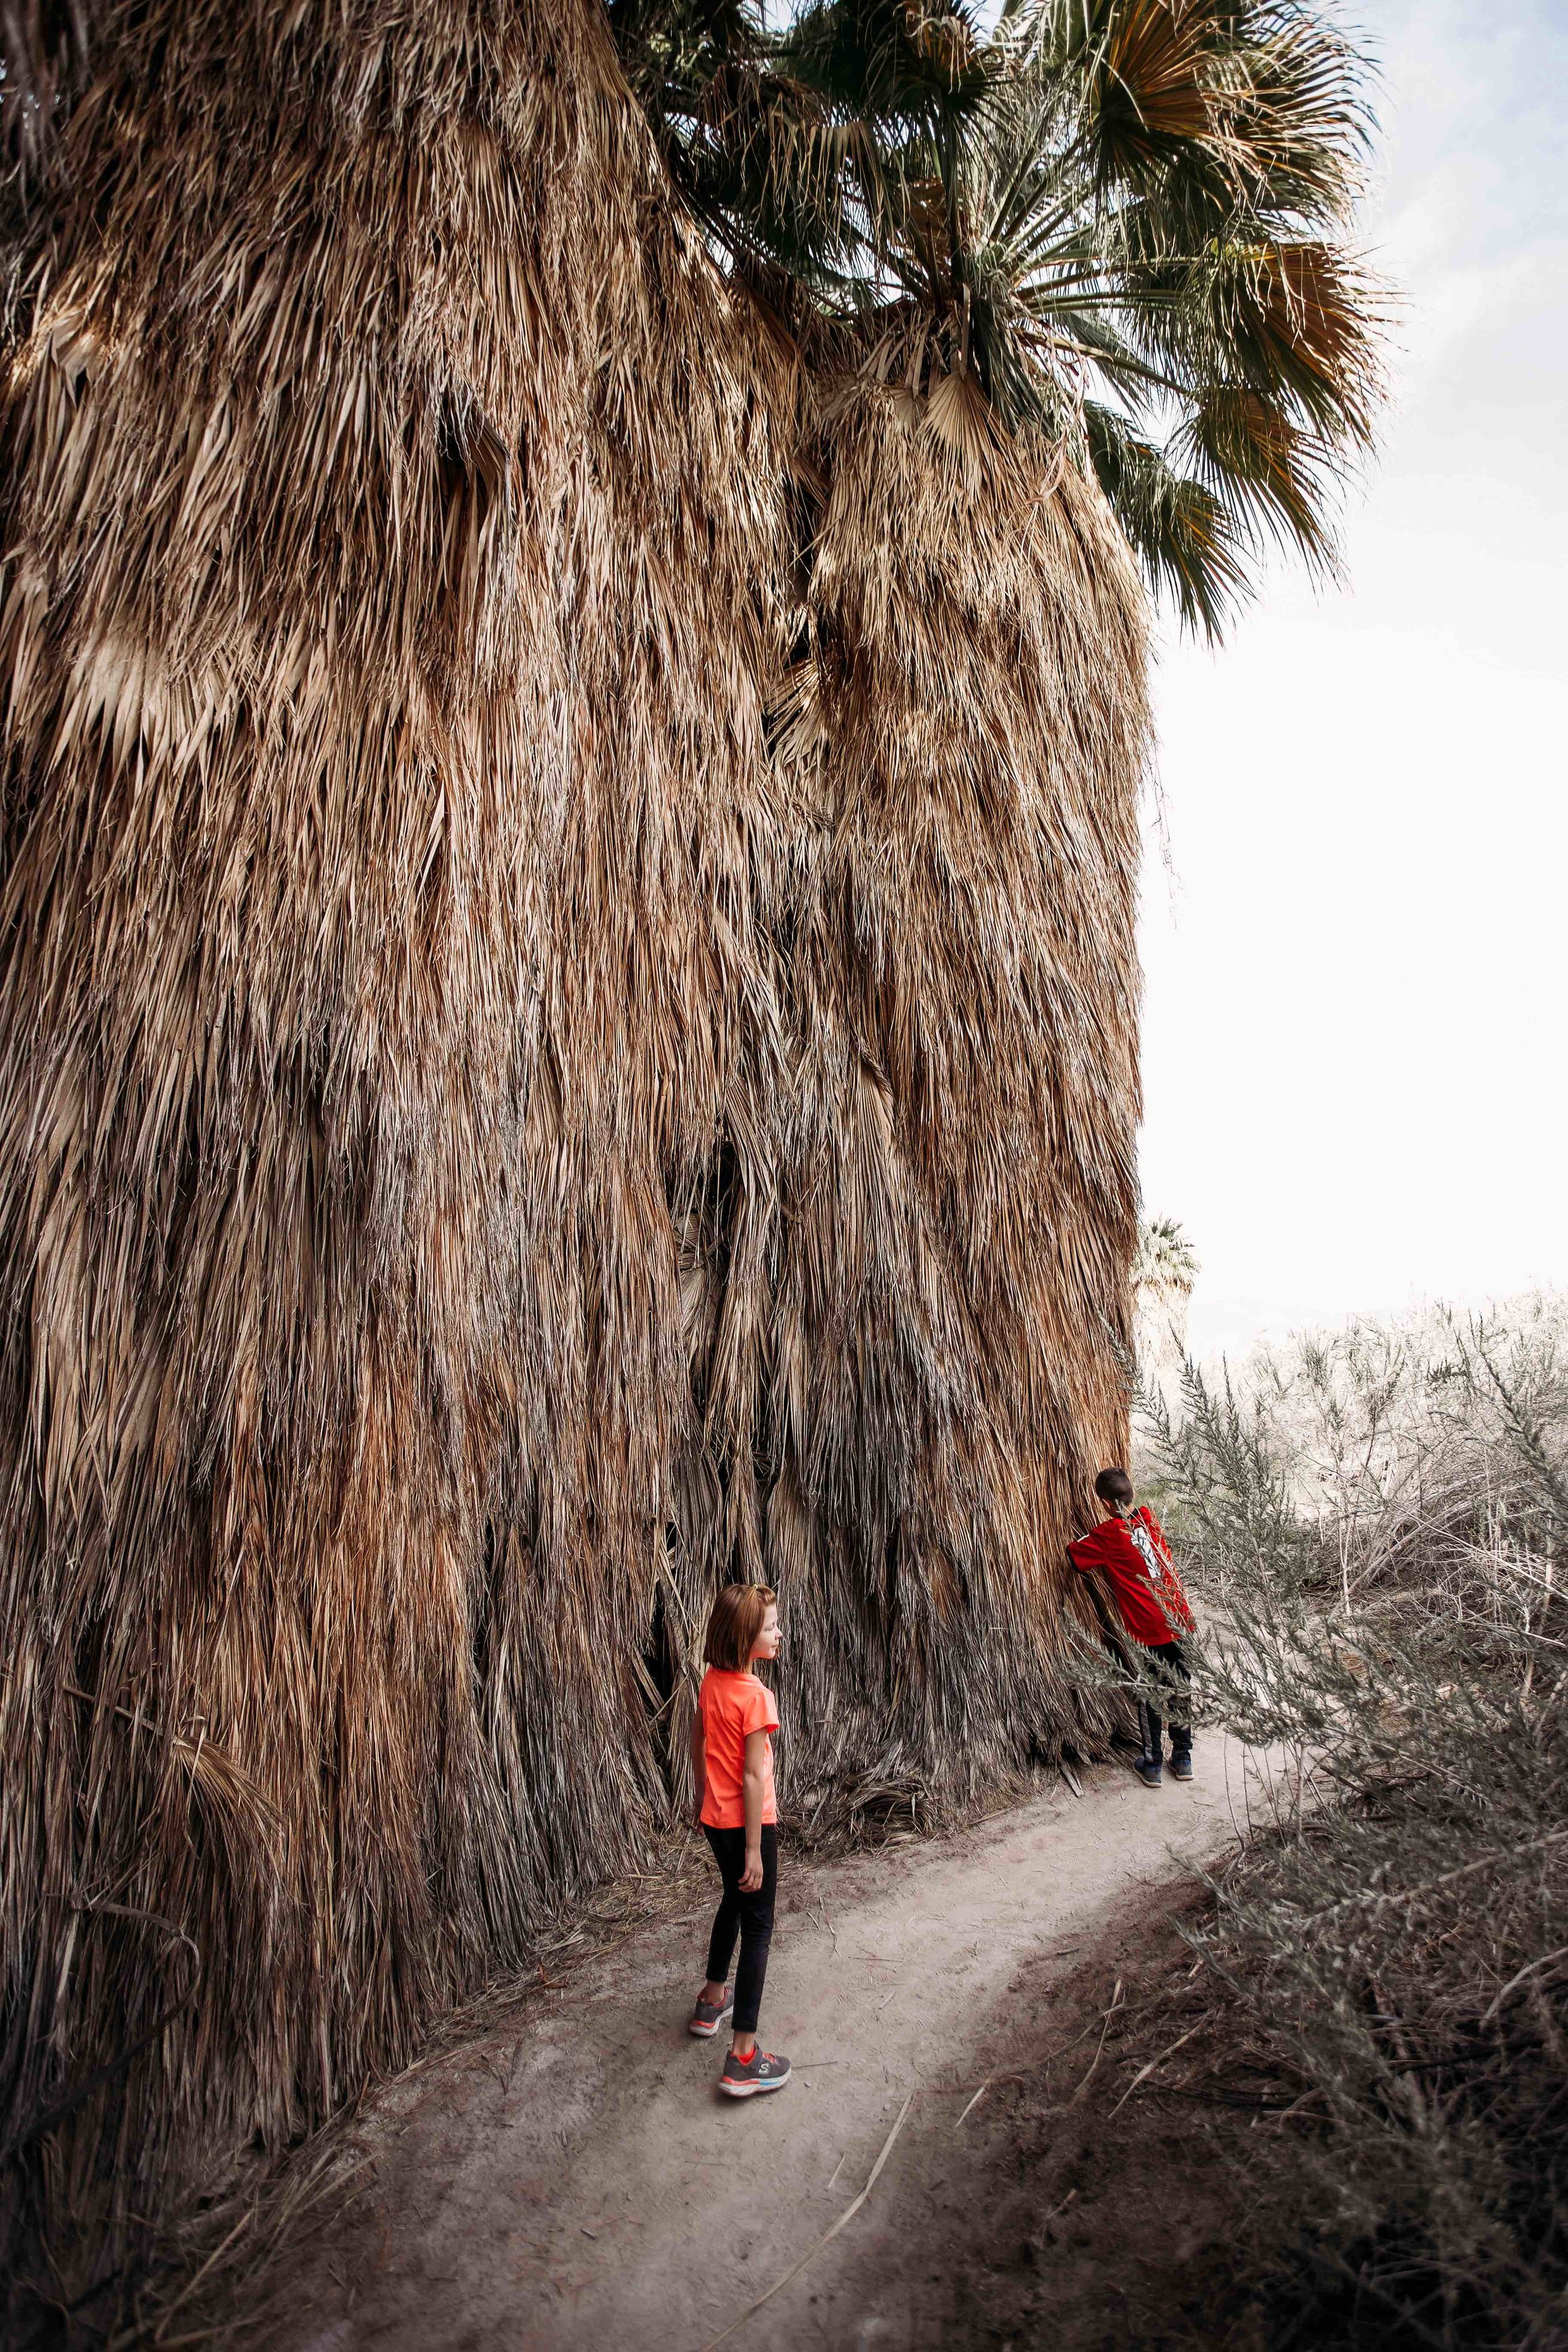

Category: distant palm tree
[1134, 1212, 1200, 1374]
[610, 0, 1384, 633]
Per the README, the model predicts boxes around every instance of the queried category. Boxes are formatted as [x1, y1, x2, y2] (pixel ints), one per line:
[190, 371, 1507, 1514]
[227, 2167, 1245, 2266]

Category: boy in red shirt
[1068, 1466, 1195, 1788]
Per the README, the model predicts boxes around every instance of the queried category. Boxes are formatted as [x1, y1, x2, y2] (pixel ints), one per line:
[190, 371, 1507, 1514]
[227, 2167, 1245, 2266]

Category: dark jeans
[1136, 1639, 1192, 1762]
[703, 1823, 778, 2034]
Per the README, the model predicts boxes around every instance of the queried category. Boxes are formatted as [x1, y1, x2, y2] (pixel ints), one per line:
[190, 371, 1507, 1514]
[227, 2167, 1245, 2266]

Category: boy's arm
[1069, 1549, 1136, 1668]
[739, 1730, 768, 1890]
[1093, 1581, 1131, 1653]
[689, 1709, 706, 1827]
[1067, 1544, 1120, 1636]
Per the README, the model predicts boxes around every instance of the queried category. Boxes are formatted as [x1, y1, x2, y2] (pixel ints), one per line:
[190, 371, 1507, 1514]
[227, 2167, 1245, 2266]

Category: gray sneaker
[719, 2046, 792, 2098]
[689, 1984, 734, 2038]
[1169, 1751, 1194, 1782]
[1134, 1753, 1162, 1788]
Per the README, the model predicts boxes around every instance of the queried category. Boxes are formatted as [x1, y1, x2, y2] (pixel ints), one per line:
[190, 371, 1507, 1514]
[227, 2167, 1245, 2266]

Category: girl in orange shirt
[687, 1583, 790, 2097]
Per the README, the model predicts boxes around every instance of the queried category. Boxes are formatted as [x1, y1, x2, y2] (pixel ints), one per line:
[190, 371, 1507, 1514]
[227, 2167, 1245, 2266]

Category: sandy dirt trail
[281, 1737, 1283, 2352]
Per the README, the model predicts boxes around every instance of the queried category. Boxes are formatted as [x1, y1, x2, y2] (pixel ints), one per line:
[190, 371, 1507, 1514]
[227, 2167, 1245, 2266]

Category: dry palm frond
[730, 371, 1145, 1860]
[0, 0, 1146, 2334]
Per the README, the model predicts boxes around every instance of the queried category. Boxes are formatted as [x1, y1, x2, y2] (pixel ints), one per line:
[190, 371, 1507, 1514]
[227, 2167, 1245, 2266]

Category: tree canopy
[609, 0, 1387, 635]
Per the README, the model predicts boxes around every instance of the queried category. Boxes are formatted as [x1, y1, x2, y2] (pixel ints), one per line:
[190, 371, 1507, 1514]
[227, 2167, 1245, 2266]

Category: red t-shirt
[1067, 1507, 1194, 1646]
[697, 1668, 779, 1829]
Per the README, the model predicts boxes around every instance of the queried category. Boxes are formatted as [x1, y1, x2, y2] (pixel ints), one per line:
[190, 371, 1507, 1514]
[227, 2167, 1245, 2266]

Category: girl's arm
[689, 1708, 707, 1828]
[739, 1729, 768, 1890]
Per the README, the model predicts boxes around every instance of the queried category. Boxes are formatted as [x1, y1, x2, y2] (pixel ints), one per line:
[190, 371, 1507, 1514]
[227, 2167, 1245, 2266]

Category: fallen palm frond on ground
[0, 0, 1144, 2334]
[1096, 1296, 1568, 2347]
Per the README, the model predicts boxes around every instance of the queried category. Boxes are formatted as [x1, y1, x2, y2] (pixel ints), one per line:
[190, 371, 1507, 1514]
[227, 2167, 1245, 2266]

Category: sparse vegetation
[1107, 1295, 1568, 2348]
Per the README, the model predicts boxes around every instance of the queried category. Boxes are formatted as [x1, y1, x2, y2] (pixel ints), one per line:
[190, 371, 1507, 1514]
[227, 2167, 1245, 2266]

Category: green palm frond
[1085, 400, 1248, 635]
[1135, 1213, 1201, 1296]
[610, 0, 1388, 635]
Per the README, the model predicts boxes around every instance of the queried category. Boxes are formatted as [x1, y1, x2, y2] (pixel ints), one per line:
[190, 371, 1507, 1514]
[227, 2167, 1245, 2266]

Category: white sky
[1138, 0, 1568, 1362]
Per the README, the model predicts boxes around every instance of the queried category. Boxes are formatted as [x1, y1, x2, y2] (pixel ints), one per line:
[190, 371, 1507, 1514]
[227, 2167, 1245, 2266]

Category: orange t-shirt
[697, 1668, 779, 1830]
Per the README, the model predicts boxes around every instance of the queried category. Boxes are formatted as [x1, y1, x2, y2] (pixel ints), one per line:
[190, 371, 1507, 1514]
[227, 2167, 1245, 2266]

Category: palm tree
[1134, 1212, 1201, 1377]
[0, 0, 1152, 2319]
[609, 0, 1384, 633]
[0, 3, 1380, 2325]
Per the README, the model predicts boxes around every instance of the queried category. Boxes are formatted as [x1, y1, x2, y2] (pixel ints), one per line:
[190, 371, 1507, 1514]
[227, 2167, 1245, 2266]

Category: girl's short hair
[704, 1582, 777, 1673]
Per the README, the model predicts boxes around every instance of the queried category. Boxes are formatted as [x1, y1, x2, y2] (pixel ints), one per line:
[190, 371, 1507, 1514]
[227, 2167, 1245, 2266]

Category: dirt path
[278, 1737, 1285, 2352]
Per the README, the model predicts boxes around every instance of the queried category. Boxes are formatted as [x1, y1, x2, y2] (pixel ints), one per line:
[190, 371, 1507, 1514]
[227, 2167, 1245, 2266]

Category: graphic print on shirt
[1128, 1518, 1170, 1595]
[1066, 1509, 1193, 1646]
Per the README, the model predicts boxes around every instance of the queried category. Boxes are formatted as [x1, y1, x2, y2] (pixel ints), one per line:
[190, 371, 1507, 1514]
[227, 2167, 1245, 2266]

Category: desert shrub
[1125, 1296, 1568, 2349]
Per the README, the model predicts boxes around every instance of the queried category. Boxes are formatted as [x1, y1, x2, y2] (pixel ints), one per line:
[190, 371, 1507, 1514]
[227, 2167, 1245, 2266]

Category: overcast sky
[1138, 0, 1568, 1362]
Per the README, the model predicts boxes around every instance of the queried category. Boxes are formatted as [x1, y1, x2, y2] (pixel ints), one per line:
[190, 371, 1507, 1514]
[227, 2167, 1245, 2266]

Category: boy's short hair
[1094, 1465, 1135, 1505]
[704, 1582, 778, 1673]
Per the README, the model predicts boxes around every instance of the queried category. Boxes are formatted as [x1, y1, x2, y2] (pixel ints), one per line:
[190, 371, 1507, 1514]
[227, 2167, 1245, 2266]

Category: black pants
[703, 1824, 778, 2034]
[1136, 1640, 1192, 1762]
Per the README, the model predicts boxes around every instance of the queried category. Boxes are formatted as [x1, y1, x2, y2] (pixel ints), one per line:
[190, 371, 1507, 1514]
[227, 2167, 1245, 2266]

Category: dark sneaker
[1134, 1754, 1163, 1788]
[1169, 1751, 1194, 1782]
[719, 2047, 792, 2099]
[689, 1985, 734, 2038]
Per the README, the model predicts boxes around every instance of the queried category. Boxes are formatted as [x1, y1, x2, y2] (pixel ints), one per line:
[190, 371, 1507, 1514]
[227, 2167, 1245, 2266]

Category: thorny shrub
[1112, 1295, 1568, 2349]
